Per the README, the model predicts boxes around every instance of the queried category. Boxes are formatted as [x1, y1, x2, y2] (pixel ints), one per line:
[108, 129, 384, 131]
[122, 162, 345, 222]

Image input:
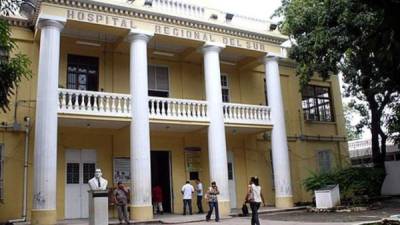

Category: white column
[127, 29, 154, 220]
[264, 55, 293, 208]
[201, 42, 230, 213]
[32, 17, 64, 224]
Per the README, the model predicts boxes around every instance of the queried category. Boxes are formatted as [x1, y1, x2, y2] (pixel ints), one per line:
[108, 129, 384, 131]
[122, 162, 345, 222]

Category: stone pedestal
[88, 190, 109, 225]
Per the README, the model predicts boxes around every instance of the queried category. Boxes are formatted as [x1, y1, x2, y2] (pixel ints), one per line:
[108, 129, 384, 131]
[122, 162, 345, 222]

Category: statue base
[88, 190, 109, 225]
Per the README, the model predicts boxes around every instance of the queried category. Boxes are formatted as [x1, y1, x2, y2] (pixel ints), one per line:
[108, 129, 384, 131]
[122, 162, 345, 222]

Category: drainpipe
[8, 116, 30, 223]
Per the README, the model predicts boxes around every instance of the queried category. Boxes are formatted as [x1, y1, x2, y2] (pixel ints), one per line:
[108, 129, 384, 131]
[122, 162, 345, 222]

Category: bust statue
[88, 168, 108, 191]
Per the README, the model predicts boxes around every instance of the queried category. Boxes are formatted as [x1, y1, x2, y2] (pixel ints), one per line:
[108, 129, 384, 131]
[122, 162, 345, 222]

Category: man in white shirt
[195, 179, 204, 213]
[181, 180, 194, 215]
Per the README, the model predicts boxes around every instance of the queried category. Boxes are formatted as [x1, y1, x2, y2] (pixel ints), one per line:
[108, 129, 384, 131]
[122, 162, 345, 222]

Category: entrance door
[151, 151, 172, 213]
[65, 149, 96, 219]
[227, 151, 237, 208]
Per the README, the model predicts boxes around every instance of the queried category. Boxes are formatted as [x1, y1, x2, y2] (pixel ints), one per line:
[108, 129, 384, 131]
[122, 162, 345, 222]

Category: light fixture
[225, 13, 234, 21]
[153, 51, 175, 57]
[269, 23, 277, 31]
[76, 41, 101, 47]
[144, 0, 153, 6]
[210, 14, 218, 20]
[220, 60, 236, 66]
[20, 0, 36, 19]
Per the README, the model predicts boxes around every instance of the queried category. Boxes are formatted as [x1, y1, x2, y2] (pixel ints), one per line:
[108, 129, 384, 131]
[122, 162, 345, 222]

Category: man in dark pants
[181, 180, 194, 215]
[206, 181, 220, 222]
[195, 179, 204, 213]
[113, 182, 130, 224]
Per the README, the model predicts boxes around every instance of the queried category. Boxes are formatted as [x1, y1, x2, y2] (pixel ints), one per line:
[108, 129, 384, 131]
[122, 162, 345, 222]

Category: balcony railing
[223, 103, 271, 125]
[58, 88, 131, 117]
[149, 96, 208, 122]
[58, 89, 272, 125]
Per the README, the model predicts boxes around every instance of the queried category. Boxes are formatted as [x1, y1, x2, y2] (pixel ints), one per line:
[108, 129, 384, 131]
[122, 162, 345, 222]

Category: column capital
[262, 53, 281, 64]
[127, 29, 154, 43]
[37, 15, 66, 30]
[201, 42, 225, 54]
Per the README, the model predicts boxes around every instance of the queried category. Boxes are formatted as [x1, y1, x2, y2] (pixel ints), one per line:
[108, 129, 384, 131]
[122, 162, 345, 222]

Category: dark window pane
[67, 163, 80, 184]
[83, 163, 95, 183]
[302, 85, 334, 122]
[227, 163, 233, 180]
[189, 171, 199, 180]
[67, 55, 99, 91]
[148, 90, 169, 97]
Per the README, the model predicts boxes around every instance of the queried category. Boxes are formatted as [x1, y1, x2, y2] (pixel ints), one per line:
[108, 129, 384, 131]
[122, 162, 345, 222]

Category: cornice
[1, 16, 31, 28]
[40, 0, 287, 45]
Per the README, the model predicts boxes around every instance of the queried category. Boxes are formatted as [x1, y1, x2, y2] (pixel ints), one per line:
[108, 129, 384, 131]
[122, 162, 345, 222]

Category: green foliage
[274, 0, 400, 168]
[343, 104, 362, 141]
[388, 104, 400, 145]
[303, 167, 385, 202]
[0, 19, 31, 112]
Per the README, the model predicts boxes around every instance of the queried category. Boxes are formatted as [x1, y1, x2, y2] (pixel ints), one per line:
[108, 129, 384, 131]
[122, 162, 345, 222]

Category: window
[264, 78, 268, 105]
[317, 150, 332, 173]
[0, 144, 4, 200]
[227, 162, 233, 180]
[66, 163, 80, 184]
[221, 74, 230, 102]
[83, 163, 95, 184]
[148, 65, 169, 97]
[67, 55, 99, 91]
[302, 85, 334, 122]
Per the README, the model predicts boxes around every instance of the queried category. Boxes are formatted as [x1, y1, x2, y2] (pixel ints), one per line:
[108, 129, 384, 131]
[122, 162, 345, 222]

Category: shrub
[303, 167, 385, 203]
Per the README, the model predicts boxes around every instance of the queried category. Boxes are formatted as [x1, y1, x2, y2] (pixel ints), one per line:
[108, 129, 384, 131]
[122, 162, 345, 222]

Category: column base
[275, 196, 294, 208]
[31, 209, 57, 225]
[218, 200, 231, 216]
[129, 205, 153, 220]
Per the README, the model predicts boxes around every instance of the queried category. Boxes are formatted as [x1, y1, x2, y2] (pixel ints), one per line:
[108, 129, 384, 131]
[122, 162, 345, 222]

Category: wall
[0, 21, 349, 221]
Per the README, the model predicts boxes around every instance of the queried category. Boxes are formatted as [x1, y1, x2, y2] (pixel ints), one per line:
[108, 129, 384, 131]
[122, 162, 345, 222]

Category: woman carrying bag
[245, 177, 263, 225]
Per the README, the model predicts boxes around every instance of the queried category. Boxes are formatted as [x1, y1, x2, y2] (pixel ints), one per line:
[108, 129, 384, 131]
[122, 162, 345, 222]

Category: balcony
[58, 89, 272, 127]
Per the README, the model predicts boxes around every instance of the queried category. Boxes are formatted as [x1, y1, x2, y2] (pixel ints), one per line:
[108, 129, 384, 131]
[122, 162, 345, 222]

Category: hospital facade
[0, 0, 349, 224]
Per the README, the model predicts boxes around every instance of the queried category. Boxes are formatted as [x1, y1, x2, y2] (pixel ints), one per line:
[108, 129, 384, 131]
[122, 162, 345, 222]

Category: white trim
[38, 0, 287, 45]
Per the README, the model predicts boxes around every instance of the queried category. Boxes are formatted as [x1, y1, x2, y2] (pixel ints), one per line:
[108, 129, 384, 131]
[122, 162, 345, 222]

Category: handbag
[241, 203, 249, 216]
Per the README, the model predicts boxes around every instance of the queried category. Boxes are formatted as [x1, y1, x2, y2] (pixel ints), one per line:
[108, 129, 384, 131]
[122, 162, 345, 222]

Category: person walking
[152, 184, 164, 215]
[246, 177, 262, 225]
[181, 180, 194, 215]
[205, 181, 220, 222]
[195, 178, 204, 213]
[113, 181, 130, 224]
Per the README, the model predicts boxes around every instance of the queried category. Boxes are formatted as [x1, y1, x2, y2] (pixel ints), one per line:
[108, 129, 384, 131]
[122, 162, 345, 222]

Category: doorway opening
[151, 151, 172, 213]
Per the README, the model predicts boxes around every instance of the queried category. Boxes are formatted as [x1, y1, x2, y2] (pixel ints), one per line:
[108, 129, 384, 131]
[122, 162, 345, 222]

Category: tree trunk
[379, 128, 388, 169]
[368, 97, 384, 168]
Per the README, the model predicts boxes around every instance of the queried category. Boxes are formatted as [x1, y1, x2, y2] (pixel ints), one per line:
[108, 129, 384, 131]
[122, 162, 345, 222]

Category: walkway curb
[229, 206, 307, 217]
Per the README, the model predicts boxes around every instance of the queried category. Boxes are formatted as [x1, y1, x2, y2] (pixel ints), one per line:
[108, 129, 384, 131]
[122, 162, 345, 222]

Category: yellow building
[0, 0, 349, 224]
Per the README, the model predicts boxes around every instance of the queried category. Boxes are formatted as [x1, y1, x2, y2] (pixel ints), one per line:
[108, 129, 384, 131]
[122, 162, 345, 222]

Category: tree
[274, 0, 400, 168]
[343, 104, 361, 141]
[0, 0, 32, 112]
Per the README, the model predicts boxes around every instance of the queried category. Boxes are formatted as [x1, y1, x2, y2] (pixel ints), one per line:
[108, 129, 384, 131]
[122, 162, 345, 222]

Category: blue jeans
[183, 199, 192, 215]
[206, 201, 219, 222]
